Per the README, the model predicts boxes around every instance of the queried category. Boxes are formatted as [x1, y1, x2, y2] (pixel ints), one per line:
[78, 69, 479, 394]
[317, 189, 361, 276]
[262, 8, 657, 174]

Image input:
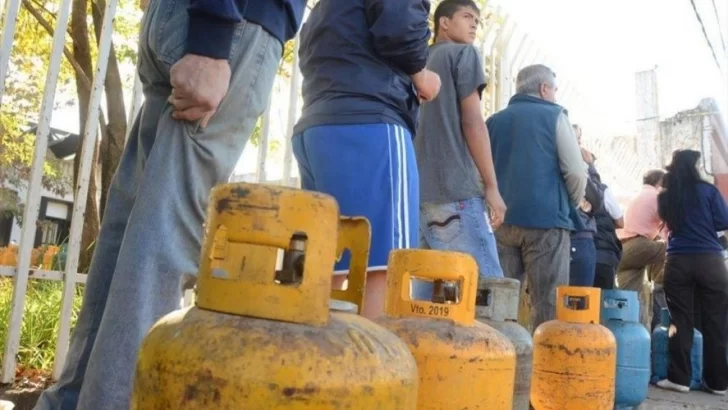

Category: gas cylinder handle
[331, 217, 372, 313]
[384, 249, 477, 326]
[555, 286, 602, 324]
[603, 297, 629, 309]
[195, 183, 340, 327]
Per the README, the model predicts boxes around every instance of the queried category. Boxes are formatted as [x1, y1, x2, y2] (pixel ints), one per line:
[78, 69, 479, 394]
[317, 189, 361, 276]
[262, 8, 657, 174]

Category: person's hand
[410, 69, 441, 102]
[579, 198, 592, 213]
[485, 186, 506, 229]
[169, 54, 231, 128]
[581, 147, 595, 165]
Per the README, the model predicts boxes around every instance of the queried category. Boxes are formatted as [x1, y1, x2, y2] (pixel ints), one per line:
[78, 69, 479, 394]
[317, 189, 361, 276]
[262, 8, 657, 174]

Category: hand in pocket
[169, 54, 231, 128]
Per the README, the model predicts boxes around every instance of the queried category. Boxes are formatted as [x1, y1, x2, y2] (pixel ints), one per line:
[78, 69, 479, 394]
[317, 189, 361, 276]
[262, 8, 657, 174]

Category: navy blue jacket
[293, 0, 431, 135]
[188, 0, 307, 59]
[662, 182, 728, 255]
[570, 168, 605, 236]
[487, 94, 574, 230]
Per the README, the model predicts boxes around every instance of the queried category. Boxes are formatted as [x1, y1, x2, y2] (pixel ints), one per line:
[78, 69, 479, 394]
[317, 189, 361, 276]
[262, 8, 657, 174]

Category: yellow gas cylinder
[375, 249, 517, 410]
[0, 245, 18, 267]
[531, 286, 617, 410]
[331, 216, 370, 313]
[131, 183, 419, 410]
[31, 248, 42, 268]
[42, 246, 59, 269]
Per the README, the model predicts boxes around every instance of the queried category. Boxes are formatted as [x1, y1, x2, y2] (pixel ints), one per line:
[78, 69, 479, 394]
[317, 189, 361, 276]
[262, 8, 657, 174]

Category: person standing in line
[414, 0, 506, 300]
[568, 124, 604, 287]
[616, 169, 667, 330]
[292, 0, 441, 319]
[35, 0, 309, 409]
[593, 179, 625, 289]
[574, 128, 625, 289]
[487, 64, 587, 331]
[656, 149, 728, 395]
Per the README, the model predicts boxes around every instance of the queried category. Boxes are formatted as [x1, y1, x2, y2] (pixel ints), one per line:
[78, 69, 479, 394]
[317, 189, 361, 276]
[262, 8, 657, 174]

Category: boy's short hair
[433, 0, 480, 37]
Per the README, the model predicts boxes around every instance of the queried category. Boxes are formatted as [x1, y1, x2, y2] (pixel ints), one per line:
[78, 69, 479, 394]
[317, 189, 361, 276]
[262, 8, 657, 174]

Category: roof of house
[25, 123, 80, 160]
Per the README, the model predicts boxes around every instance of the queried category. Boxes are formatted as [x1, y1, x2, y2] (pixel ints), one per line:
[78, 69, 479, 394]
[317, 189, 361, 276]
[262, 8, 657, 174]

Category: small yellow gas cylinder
[0, 245, 18, 267]
[30, 247, 42, 268]
[531, 286, 617, 410]
[375, 249, 517, 410]
[131, 183, 419, 409]
[42, 246, 59, 269]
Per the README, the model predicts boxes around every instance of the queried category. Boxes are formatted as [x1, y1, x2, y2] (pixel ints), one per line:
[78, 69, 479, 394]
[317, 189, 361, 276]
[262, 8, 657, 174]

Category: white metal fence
[0, 0, 567, 383]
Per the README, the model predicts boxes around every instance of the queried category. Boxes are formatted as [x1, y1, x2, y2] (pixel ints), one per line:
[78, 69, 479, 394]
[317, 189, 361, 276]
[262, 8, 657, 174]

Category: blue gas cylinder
[600, 290, 651, 409]
[651, 308, 703, 389]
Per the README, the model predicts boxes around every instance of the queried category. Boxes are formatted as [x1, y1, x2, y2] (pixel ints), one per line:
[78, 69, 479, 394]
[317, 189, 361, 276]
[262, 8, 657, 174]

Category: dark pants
[496, 224, 570, 332]
[617, 237, 666, 329]
[594, 263, 616, 289]
[569, 237, 596, 286]
[652, 284, 667, 331]
[664, 253, 728, 390]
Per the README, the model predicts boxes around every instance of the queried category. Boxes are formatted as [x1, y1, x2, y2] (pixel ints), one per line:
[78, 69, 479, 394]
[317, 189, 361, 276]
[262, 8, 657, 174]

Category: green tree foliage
[0, 0, 141, 271]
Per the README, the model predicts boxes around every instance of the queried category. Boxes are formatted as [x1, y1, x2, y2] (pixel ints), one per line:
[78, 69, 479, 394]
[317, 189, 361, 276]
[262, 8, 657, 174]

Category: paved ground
[2, 386, 727, 409]
[642, 386, 728, 409]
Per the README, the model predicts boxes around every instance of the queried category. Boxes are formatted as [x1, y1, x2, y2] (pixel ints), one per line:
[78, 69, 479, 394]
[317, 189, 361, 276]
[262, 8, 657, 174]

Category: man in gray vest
[486, 64, 587, 331]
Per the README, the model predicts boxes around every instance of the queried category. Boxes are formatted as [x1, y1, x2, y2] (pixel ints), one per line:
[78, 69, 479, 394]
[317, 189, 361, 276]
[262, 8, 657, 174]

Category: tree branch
[22, 0, 92, 91]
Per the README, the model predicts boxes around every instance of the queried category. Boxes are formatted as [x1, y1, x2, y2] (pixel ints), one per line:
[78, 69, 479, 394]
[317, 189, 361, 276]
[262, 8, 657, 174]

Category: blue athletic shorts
[292, 123, 419, 274]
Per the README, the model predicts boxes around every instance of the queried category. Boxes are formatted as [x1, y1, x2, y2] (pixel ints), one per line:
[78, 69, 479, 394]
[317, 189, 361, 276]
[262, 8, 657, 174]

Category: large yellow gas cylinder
[131, 183, 419, 409]
[531, 286, 617, 410]
[375, 249, 517, 410]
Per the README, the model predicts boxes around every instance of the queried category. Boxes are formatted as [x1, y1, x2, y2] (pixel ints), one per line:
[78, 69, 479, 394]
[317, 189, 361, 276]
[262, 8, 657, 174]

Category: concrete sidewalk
[642, 386, 728, 409]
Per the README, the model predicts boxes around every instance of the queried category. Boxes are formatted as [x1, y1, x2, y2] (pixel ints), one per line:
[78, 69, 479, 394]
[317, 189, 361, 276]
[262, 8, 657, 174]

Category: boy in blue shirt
[293, 0, 440, 318]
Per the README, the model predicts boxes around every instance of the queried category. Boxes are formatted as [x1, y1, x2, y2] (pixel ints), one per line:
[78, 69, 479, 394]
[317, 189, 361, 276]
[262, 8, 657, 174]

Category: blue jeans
[34, 1, 282, 409]
[412, 198, 503, 300]
[569, 236, 596, 286]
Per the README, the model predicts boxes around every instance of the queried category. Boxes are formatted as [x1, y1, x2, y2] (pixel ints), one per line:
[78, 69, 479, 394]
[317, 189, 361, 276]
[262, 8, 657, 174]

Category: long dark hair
[657, 149, 703, 233]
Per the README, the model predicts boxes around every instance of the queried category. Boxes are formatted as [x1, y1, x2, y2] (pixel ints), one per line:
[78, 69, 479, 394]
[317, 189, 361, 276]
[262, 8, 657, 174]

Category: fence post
[1, 0, 74, 383]
[256, 100, 272, 183]
[52, 0, 118, 379]
[0, 0, 20, 102]
[125, 72, 144, 144]
[282, 38, 300, 187]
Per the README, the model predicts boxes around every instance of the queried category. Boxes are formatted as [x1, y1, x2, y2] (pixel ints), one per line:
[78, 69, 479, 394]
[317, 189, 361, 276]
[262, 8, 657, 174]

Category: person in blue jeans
[413, 0, 506, 300]
[568, 125, 605, 286]
[568, 169, 604, 286]
[34, 1, 307, 409]
[292, 0, 441, 318]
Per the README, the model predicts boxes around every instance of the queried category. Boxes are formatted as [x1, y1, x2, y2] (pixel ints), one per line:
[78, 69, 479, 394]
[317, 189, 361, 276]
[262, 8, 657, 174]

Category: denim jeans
[412, 198, 503, 300]
[34, 1, 282, 409]
[569, 236, 596, 286]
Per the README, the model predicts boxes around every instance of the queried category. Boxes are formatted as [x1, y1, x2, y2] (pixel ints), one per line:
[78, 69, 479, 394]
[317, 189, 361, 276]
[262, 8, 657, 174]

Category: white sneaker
[656, 379, 690, 393]
[704, 384, 727, 396]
